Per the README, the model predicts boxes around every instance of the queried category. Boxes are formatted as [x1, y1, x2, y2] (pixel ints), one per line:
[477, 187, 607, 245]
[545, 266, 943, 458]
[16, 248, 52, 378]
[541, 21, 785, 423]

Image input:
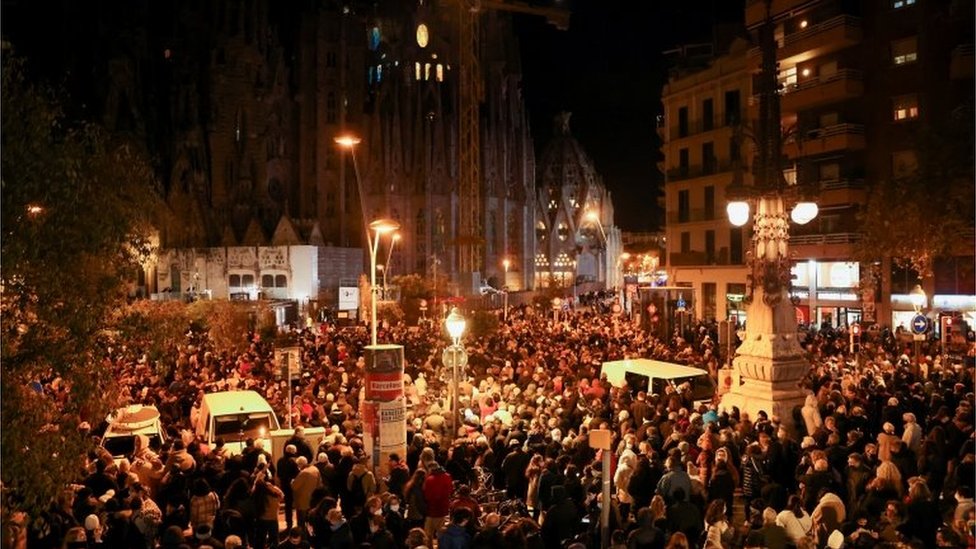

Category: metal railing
[790, 232, 861, 246]
[784, 15, 861, 47]
[666, 160, 734, 181]
[792, 123, 865, 141]
[782, 68, 862, 95]
[820, 178, 865, 191]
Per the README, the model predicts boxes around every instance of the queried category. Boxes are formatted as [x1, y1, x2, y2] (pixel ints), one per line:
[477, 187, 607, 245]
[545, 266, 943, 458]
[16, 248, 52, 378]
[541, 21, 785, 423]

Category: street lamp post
[719, 1, 824, 436]
[368, 218, 400, 346]
[384, 233, 401, 291]
[444, 308, 467, 440]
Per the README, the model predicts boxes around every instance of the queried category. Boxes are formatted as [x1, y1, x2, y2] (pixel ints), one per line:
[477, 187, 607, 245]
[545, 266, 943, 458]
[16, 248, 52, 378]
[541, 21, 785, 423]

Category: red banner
[364, 371, 404, 402]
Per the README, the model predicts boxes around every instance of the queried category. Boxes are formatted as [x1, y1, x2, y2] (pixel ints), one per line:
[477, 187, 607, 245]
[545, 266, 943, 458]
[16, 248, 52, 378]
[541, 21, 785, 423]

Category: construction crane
[455, 0, 569, 288]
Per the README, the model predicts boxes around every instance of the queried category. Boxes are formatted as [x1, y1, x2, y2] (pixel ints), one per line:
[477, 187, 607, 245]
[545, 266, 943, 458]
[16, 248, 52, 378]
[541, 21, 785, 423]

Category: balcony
[745, 0, 812, 27]
[666, 159, 733, 181]
[789, 232, 861, 259]
[667, 208, 719, 224]
[749, 16, 862, 68]
[819, 178, 866, 205]
[784, 123, 865, 158]
[669, 248, 740, 267]
[951, 44, 974, 80]
[781, 69, 863, 113]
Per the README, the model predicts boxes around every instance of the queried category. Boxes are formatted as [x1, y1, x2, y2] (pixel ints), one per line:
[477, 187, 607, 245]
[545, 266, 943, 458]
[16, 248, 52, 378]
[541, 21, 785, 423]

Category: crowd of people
[21, 301, 976, 548]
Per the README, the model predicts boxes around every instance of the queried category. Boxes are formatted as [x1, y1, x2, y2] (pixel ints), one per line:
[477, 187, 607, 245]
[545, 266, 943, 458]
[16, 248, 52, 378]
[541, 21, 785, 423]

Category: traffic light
[849, 323, 861, 354]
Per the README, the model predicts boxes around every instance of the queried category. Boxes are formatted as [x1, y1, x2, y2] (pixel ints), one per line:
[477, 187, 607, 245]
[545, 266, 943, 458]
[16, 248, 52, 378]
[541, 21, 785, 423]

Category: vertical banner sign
[378, 398, 407, 474]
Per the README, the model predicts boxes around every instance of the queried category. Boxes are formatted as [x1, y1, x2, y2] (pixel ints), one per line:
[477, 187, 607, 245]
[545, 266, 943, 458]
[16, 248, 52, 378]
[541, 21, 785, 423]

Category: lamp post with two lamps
[718, 1, 823, 434]
[443, 308, 468, 440]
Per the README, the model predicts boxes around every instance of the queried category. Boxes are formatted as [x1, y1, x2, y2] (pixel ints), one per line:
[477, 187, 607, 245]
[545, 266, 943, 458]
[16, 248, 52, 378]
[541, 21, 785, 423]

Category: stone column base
[720, 381, 807, 438]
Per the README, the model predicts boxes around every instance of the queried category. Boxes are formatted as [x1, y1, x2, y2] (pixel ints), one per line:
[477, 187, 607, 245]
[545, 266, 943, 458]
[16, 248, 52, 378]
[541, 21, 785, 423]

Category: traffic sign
[910, 314, 928, 335]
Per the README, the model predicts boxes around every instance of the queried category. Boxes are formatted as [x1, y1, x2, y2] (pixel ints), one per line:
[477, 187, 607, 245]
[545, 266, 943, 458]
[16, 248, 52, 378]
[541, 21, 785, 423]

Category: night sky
[514, 0, 745, 232]
[1, 0, 744, 233]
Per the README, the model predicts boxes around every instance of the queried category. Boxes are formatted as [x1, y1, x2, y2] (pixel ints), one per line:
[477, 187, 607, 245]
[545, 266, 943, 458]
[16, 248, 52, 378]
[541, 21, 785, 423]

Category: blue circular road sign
[911, 313, 928, 335]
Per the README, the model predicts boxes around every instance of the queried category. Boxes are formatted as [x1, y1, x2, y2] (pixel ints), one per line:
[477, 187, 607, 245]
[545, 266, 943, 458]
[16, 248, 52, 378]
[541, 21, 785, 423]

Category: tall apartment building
[661, 39, 752, 323]
[663, 0, 974, 328]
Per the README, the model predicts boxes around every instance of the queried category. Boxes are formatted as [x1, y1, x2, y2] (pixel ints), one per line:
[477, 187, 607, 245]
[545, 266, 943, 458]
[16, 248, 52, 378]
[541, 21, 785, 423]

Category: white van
[601, 359, 716, 406]
[101, 404, 167, 463]
[196, 390, 327, 460]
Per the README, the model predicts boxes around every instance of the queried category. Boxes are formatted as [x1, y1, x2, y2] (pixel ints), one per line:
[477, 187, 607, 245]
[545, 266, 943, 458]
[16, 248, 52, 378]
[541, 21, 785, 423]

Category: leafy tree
[1, 56, 158, 514]
[856, 104, 975, 279]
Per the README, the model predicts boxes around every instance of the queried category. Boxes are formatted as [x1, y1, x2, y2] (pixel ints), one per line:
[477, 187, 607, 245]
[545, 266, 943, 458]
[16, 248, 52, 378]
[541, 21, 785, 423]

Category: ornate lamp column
[719, 0, 818, 431]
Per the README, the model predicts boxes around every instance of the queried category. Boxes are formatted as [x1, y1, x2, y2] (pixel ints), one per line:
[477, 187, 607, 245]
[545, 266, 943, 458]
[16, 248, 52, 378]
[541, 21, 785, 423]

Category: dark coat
[541, 486, 578, 549]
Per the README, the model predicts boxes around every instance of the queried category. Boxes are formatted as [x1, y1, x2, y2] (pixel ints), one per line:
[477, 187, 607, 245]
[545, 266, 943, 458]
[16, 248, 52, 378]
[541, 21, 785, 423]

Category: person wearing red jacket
[422, 462, 453, 540]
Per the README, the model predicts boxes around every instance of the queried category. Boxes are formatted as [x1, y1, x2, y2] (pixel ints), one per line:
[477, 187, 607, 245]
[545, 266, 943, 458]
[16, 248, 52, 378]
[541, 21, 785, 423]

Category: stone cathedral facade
[80, 0, 538, 298]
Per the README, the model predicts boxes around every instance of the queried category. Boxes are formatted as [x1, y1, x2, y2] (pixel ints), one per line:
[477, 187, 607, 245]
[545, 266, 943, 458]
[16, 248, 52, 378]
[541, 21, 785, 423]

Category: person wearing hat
[877, 422, 898, 462]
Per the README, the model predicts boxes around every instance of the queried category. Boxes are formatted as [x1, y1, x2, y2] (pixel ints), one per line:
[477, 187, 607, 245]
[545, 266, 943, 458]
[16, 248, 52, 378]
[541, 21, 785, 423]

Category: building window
[415, 62, 421, 80]
[705, 230, 715, 262]
[778, 66, 797, 91]
[680, 232, 691, 253]
[724, 90, 741, 126]
[436, 64, 444, 82]
[678, 106, 689, 137]
[678, 148, 689, 176]
[892, 0, 915, 8]
[678, 190, 690, 222]
[704, 186, 715, 220]
[230, 274, 241, 287]
[242, 274, 254, 287]
[893, 94, 919, 121]
[818, 162, 840, 182]
[262, 274, 274, 288]
[702, 142, 716, 174]
[892, 36, 918, 65]
[730, 228, 743, 264]
[275, 274, 287, 287]
[702, 99, 714, 131]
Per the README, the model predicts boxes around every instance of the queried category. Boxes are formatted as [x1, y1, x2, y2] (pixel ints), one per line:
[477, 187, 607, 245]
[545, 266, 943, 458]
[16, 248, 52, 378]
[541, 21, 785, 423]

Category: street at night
[1, 1, 974, 549]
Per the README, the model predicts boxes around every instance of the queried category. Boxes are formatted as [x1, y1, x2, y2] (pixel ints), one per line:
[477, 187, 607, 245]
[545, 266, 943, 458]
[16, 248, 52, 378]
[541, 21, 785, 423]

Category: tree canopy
[855, 103, 975, 279]
[1, 55, 158, 514]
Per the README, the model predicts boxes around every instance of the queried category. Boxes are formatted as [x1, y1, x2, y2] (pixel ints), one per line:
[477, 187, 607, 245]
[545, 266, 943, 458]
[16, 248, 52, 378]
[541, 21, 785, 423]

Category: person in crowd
[422, 462, 453, 540]
[702, 499, 733, 549]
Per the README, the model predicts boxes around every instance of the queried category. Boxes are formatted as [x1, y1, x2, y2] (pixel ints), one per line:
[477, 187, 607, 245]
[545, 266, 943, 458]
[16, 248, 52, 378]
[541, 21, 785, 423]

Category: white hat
[826, 529, 844, 549]
[84, 514, 100, 531]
